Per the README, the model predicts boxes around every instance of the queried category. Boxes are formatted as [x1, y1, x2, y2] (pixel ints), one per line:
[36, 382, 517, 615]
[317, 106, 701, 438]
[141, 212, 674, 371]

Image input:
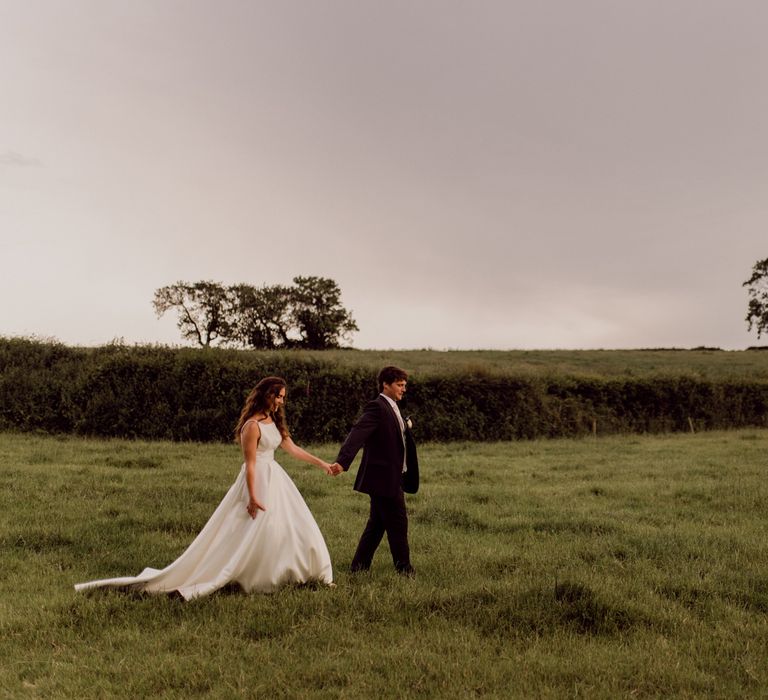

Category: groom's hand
[330, 462, 343, 476]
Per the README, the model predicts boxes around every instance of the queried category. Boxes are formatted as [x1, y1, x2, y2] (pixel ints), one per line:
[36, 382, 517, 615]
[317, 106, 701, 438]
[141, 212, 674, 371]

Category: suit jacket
[336, 395, 419, 497]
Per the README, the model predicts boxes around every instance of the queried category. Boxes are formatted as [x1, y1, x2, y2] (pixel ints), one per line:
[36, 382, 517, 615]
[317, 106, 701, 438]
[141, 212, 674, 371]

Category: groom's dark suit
[336, 394, 419, 573]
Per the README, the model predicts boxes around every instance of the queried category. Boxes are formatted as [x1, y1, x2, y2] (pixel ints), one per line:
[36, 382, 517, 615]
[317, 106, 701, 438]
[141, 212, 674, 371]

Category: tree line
[150, 258, 768, 350]
[153, 276, 358, 349]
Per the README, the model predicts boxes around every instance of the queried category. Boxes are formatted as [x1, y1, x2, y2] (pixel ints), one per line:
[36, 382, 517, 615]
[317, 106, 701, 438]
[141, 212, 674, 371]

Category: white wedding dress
[75, 420, 333, 600]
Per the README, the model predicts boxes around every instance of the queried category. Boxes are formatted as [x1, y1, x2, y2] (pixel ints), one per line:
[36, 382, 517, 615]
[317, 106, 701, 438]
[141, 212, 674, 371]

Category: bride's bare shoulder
[240, 417, 264, 438]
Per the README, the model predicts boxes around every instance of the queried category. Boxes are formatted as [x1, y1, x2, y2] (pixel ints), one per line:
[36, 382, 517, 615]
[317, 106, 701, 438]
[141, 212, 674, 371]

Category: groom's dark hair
[377, 366, 408, 392]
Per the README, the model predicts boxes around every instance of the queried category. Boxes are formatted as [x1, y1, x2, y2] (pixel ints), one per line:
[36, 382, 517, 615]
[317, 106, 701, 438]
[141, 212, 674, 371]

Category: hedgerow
[1, 338, 766, 442]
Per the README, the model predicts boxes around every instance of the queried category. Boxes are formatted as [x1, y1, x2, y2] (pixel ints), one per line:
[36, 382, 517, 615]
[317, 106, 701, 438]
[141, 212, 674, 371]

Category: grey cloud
[0, 150, 42, 167]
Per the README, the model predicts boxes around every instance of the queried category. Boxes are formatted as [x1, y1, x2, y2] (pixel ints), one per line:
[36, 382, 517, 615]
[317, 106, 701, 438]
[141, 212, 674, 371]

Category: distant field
[255, 347, 768, 379]
[2, 429, 766, 697]
[6, 337, 768, 380]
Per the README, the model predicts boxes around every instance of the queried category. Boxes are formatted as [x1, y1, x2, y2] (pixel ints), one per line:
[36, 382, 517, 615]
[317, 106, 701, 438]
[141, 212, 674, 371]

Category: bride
[75, 377, 335, 599]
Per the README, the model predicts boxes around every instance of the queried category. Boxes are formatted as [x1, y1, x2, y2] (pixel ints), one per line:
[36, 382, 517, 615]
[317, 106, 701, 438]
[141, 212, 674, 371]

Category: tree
[743, 258, 768, 339]
[227, 283, 295, 349]
[153, 281, 233, 347]
[290, 276, 359, 349]
[154, 276, 358, 349]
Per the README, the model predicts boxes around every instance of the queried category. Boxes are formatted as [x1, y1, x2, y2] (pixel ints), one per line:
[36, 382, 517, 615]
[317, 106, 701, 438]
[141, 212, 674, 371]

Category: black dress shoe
[396, 565, 416, 578]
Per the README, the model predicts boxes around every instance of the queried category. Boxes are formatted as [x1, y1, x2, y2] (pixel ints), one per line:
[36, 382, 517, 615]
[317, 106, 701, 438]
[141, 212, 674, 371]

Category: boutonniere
[405, 416, 413, 430]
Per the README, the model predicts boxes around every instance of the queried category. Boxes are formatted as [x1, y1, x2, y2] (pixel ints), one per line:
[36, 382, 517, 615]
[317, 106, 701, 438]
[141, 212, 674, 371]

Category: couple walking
[75, 366, 419, 600]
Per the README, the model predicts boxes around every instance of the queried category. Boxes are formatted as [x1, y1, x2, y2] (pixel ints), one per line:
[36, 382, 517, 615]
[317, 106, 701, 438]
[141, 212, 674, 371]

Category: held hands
[319, 461, 344, 476]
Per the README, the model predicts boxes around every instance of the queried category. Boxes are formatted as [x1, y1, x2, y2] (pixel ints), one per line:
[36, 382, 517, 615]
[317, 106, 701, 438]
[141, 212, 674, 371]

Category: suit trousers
[351, 489, 411, 572]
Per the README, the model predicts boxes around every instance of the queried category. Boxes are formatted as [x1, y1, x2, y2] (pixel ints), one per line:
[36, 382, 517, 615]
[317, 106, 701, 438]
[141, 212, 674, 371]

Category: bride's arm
[241, 422, 267, 516]
[280, 437, 333, 475]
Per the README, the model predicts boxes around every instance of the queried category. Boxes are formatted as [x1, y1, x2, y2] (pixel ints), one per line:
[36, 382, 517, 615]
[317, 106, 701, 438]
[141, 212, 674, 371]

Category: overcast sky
[1, 1, 766, 350]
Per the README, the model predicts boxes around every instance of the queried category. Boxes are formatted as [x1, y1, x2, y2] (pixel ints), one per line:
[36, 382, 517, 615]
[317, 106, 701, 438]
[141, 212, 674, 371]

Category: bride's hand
[320, 461, 334, 476]
[247, 498, 266, 519]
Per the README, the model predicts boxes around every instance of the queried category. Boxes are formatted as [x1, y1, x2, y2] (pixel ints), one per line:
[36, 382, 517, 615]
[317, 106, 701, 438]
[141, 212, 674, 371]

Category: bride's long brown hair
[234, 377, 290, 443]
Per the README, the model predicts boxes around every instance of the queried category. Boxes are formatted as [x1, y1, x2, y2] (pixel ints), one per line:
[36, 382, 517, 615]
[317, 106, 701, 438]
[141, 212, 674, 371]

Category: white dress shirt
[380, 393, 407, 473]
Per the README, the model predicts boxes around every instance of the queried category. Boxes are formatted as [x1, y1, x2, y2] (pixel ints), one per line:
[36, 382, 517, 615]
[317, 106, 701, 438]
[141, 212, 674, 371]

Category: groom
[332, 366, 419, 576]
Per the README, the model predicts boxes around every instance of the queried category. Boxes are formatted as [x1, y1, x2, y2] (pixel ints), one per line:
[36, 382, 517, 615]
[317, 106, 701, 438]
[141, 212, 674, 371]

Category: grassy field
[2, 430, 767, 698]
[250, 347, 768, 379]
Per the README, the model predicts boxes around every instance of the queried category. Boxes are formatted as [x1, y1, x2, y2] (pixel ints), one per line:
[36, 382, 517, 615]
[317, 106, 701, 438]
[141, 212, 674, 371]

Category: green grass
[2, 430, 767, 698]
[250, 347, 768, 380]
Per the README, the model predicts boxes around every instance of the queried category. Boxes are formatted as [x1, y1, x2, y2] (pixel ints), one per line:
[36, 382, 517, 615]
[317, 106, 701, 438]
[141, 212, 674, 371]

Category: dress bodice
[253, 420, 282, 458]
